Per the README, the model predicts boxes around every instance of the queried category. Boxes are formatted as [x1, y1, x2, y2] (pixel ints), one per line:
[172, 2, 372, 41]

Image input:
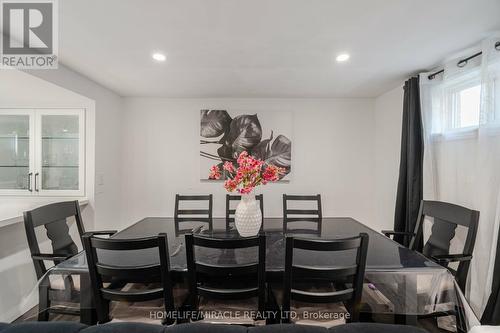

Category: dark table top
[55, 217, 441, 274]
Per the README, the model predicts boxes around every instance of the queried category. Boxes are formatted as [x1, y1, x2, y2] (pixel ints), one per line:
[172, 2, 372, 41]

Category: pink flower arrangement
[208, 151, 286, 194]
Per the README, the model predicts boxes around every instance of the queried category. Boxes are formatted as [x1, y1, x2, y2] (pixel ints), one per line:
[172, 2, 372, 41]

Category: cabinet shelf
[0, 165, 29, 168]
[42, 137, 79, 140]
[0, 136, 29, 139]
[42, 165, 79, 168]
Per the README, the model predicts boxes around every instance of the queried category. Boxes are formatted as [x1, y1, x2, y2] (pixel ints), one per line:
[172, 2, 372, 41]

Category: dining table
[51, 217, 479, 331]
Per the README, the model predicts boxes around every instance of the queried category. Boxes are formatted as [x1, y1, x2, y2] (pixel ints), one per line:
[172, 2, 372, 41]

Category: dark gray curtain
[482, 225, 500, 324]
[393, 77, 423, 247]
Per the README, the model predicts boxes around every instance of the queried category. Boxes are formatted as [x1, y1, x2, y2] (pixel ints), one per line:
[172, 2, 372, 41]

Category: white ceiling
[58, 0, 500, 98]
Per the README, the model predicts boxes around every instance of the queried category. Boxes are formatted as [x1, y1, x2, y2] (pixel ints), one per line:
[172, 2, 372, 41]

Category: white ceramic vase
[235, 193, 262, 237]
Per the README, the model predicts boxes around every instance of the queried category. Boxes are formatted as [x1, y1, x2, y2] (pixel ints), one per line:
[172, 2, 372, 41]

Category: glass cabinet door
[36, 109, 84, 196]
[0, 111, 34, 193]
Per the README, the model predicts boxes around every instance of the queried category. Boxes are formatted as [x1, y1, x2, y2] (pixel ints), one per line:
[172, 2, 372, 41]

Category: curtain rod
[428, 41, 500, 80]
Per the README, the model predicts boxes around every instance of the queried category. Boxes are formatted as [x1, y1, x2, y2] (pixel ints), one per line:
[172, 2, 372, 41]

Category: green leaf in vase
[222, 114, 262, 158]
[200, 110, 232, 138]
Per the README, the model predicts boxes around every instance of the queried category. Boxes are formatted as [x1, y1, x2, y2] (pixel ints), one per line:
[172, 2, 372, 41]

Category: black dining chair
[275, 234, 369, 327]
[225, 194, 264, 232]
[383, 200, 479, 292]
[185, 233, 266, 325]
[174, 194, 213, 235]
[23, 201, 116, 321]
[283, 194, 322, 234]
[82, 232, 177, 325]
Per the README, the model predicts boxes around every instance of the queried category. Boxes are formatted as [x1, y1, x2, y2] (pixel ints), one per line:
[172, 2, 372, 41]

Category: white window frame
[443, 77, 482, 134]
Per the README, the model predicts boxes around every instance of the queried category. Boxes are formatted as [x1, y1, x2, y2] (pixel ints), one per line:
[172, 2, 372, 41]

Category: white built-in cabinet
[0, 109, 85, 196]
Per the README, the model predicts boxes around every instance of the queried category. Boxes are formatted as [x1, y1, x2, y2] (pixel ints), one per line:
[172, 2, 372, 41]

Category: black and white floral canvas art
[200, 110, 292, 181]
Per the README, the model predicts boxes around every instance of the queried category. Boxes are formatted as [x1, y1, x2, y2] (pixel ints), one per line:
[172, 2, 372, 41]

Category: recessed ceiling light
[152, 52, 166, 62]
[336, 53, 350, 62]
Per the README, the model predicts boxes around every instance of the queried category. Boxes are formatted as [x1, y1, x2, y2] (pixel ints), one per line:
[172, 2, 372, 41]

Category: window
[457, 85, 481, 128]
[446, 81, 481, 132]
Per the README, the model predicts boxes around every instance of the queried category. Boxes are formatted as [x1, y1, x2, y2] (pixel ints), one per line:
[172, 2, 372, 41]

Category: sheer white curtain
[420, 36, 500, 314]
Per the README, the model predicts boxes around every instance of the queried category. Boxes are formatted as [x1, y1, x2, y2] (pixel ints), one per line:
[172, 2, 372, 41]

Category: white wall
[0, 68, 123, 322]
[26, 66, 124, 230]
[373, 86, 404, 232]
[120, 98, 377, 228]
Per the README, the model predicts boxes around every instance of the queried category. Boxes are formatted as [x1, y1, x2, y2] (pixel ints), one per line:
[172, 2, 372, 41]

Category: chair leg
[80, 274, 98, 325]
[190, 295, 203, 322]
[97, 298, 110, 324]
[95, 300, 110, 324]
[178, 293, 200, 322]
[266, 285, 280, 324]
[349, 300, 360, 323]
[162, 316, 176, 326]
[38, 283, 50, 321]
[62, 275, 74, 300]
[455, 304, 467, 333]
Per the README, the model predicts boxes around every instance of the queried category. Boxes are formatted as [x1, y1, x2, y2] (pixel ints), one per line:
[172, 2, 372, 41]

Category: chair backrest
[174, 194, 213, 235]
[23, 201, 84, 279]
[225, 194, 264, 231]
[409, 200, 479, 291]
[283, 233, 369, 322]
[283, 194, 322, 233]
[82, 232, 174, 324]
[185, 233, 266, 313]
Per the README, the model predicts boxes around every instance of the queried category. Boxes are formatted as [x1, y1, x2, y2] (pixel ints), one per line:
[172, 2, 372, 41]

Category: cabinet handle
[34, 172, 39, 192]
[28, 172, 33, 192]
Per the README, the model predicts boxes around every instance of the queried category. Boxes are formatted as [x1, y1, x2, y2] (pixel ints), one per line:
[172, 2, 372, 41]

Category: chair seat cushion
[0, 323, 428, 333]
[0, 322, 86, 333]
[166, 323, 249, 333]
[329, 323, 428, 333]
[250, 324, 329, 333]
[81, 322, 164, 333]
